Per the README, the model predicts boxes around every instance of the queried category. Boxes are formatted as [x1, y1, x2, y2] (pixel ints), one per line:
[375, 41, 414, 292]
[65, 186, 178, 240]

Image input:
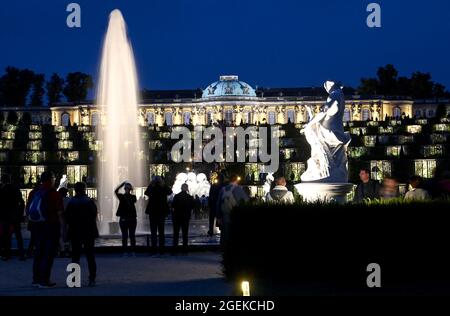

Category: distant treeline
[0, 67, 93, 107]
[0, 64, 449, 107]
[358, 64, 450, 99]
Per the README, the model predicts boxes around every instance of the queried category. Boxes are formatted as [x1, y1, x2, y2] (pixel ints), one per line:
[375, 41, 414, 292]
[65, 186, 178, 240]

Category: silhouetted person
[145, 176, 172, 255]
[66, 182, 98, 287]
[57, 187, 70, 257]
[25, 182, 40, 258]
[172, 184, 195, 253]
[27, 171, 63, 288]
[427, 167, 450, 199]
[0, 174, 25, 261]
[207, 174, 224, 236]
[115, 181, 137, 256]
[423, 166, 441, 198]
[193, 195, 201, 219]
[216, 174, 249, 248]
[200, 195, 208, 219]
[404, 176, 431, 201]
[437, 171, 450, 198]
[353, 168, 381, 202]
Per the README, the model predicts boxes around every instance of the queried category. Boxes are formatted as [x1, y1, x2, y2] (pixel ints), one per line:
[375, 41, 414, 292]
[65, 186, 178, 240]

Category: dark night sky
[1, 0, 450, 95]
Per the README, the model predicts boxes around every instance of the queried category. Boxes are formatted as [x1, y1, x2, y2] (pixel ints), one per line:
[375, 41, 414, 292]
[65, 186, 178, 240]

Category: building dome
[202, 75, 256, 98]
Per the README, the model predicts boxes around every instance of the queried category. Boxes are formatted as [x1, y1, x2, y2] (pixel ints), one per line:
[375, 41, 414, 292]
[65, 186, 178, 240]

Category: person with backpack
[171, 183, 195, 253]
[144, 176, 172, 255]
[265, 177, 295, 204]
[114, 181, 138, 256]
[65, 182, 99, 287]
[216, 174, 249, 248]
[26, 171, 63, 288]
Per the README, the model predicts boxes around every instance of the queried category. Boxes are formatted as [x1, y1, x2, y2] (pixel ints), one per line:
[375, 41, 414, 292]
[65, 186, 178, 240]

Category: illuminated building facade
[1, 75, 449, 198]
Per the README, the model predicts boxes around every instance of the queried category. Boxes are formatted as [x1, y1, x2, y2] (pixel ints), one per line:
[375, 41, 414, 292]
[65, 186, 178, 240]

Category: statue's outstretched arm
[310, 112, 326, 125]
[301, 112, 326, 134]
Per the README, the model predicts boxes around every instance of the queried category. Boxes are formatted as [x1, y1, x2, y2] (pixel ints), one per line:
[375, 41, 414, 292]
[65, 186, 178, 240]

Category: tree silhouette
[436, 104, 447, 119]
[63, 72, 93, 103]
[0, 67, 35, 106]
[358, 64, 450, 98]
[433, 83, 448, 98]
[409, 72, 434, 99]
[377, 64, 398, 95]
[358, 78, 378, 95]
[6, 110, 18, 125]
[30, 73, 45, 106]
[21, 112, 32, 125]
[46, 73, 64, 105]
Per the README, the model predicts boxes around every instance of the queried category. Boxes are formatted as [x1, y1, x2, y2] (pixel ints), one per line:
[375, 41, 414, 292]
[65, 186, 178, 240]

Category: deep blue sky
[1, 0, 450, 94]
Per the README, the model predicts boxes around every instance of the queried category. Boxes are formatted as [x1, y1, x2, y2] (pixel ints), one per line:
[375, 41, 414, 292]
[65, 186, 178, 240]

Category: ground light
[241, 281, 250, 296]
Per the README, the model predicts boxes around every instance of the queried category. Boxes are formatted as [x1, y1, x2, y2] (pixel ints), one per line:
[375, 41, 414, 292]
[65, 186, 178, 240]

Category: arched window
[91, 112, 99, 126]
[362, 108, 371, 121]
[428, 110, 435, 118]
[207, 112, 213, 125]
[287, 110, 295, 124]
[393, 107, 401, 118]
[343, 108, 351, 122]
[268, 112, 276, 125]
[225, 110, 233, 124]
[164, 112, 173, 126]
[183, 112, 191, 125]
[147, 112, 155, 126]
[414, 110, 422, 118]
[242, 112, 251, 124]
[61, 112, 70, 127]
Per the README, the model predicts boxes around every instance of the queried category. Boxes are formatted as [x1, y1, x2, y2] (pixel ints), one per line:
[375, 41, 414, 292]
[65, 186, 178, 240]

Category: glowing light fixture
[241, 281, 250, 296]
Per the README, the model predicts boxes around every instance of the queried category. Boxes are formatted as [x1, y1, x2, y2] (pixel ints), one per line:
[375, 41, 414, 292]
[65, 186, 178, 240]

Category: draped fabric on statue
[301, 82, 351, 183]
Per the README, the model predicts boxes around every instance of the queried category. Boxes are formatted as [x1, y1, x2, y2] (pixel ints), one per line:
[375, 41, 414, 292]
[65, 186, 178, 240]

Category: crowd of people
[353, 168, 450, 202]
[0, 171, 98, 288]
[0, 167, 449, 289]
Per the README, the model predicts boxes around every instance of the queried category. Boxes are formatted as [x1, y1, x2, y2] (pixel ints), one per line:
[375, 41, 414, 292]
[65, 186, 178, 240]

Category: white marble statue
[172, 173, 188, 195]
[172, 172, 211, 198]
[58, 174, 68, 190]
[196, 173, 211, 197]
[300, 81, 351, 183]
[263, 172, 274, 196]
[186, 172, 198, 196]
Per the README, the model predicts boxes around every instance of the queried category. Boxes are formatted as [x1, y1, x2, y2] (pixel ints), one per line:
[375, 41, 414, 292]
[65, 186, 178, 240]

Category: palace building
[2, 75, 449, 128]
[1, 75, 449, 199]
[48, 75, 446, 127]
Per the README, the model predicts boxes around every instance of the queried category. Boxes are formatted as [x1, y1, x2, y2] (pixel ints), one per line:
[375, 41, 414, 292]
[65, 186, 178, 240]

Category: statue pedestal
[295, 183, 354, 204]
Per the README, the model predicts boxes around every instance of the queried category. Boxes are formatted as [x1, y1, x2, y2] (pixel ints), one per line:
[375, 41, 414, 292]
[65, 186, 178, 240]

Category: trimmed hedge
[222, 200, 450, 295]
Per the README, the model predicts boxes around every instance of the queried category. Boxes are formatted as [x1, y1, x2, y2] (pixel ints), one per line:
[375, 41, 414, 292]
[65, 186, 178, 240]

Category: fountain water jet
[97, 9, 145, 234]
